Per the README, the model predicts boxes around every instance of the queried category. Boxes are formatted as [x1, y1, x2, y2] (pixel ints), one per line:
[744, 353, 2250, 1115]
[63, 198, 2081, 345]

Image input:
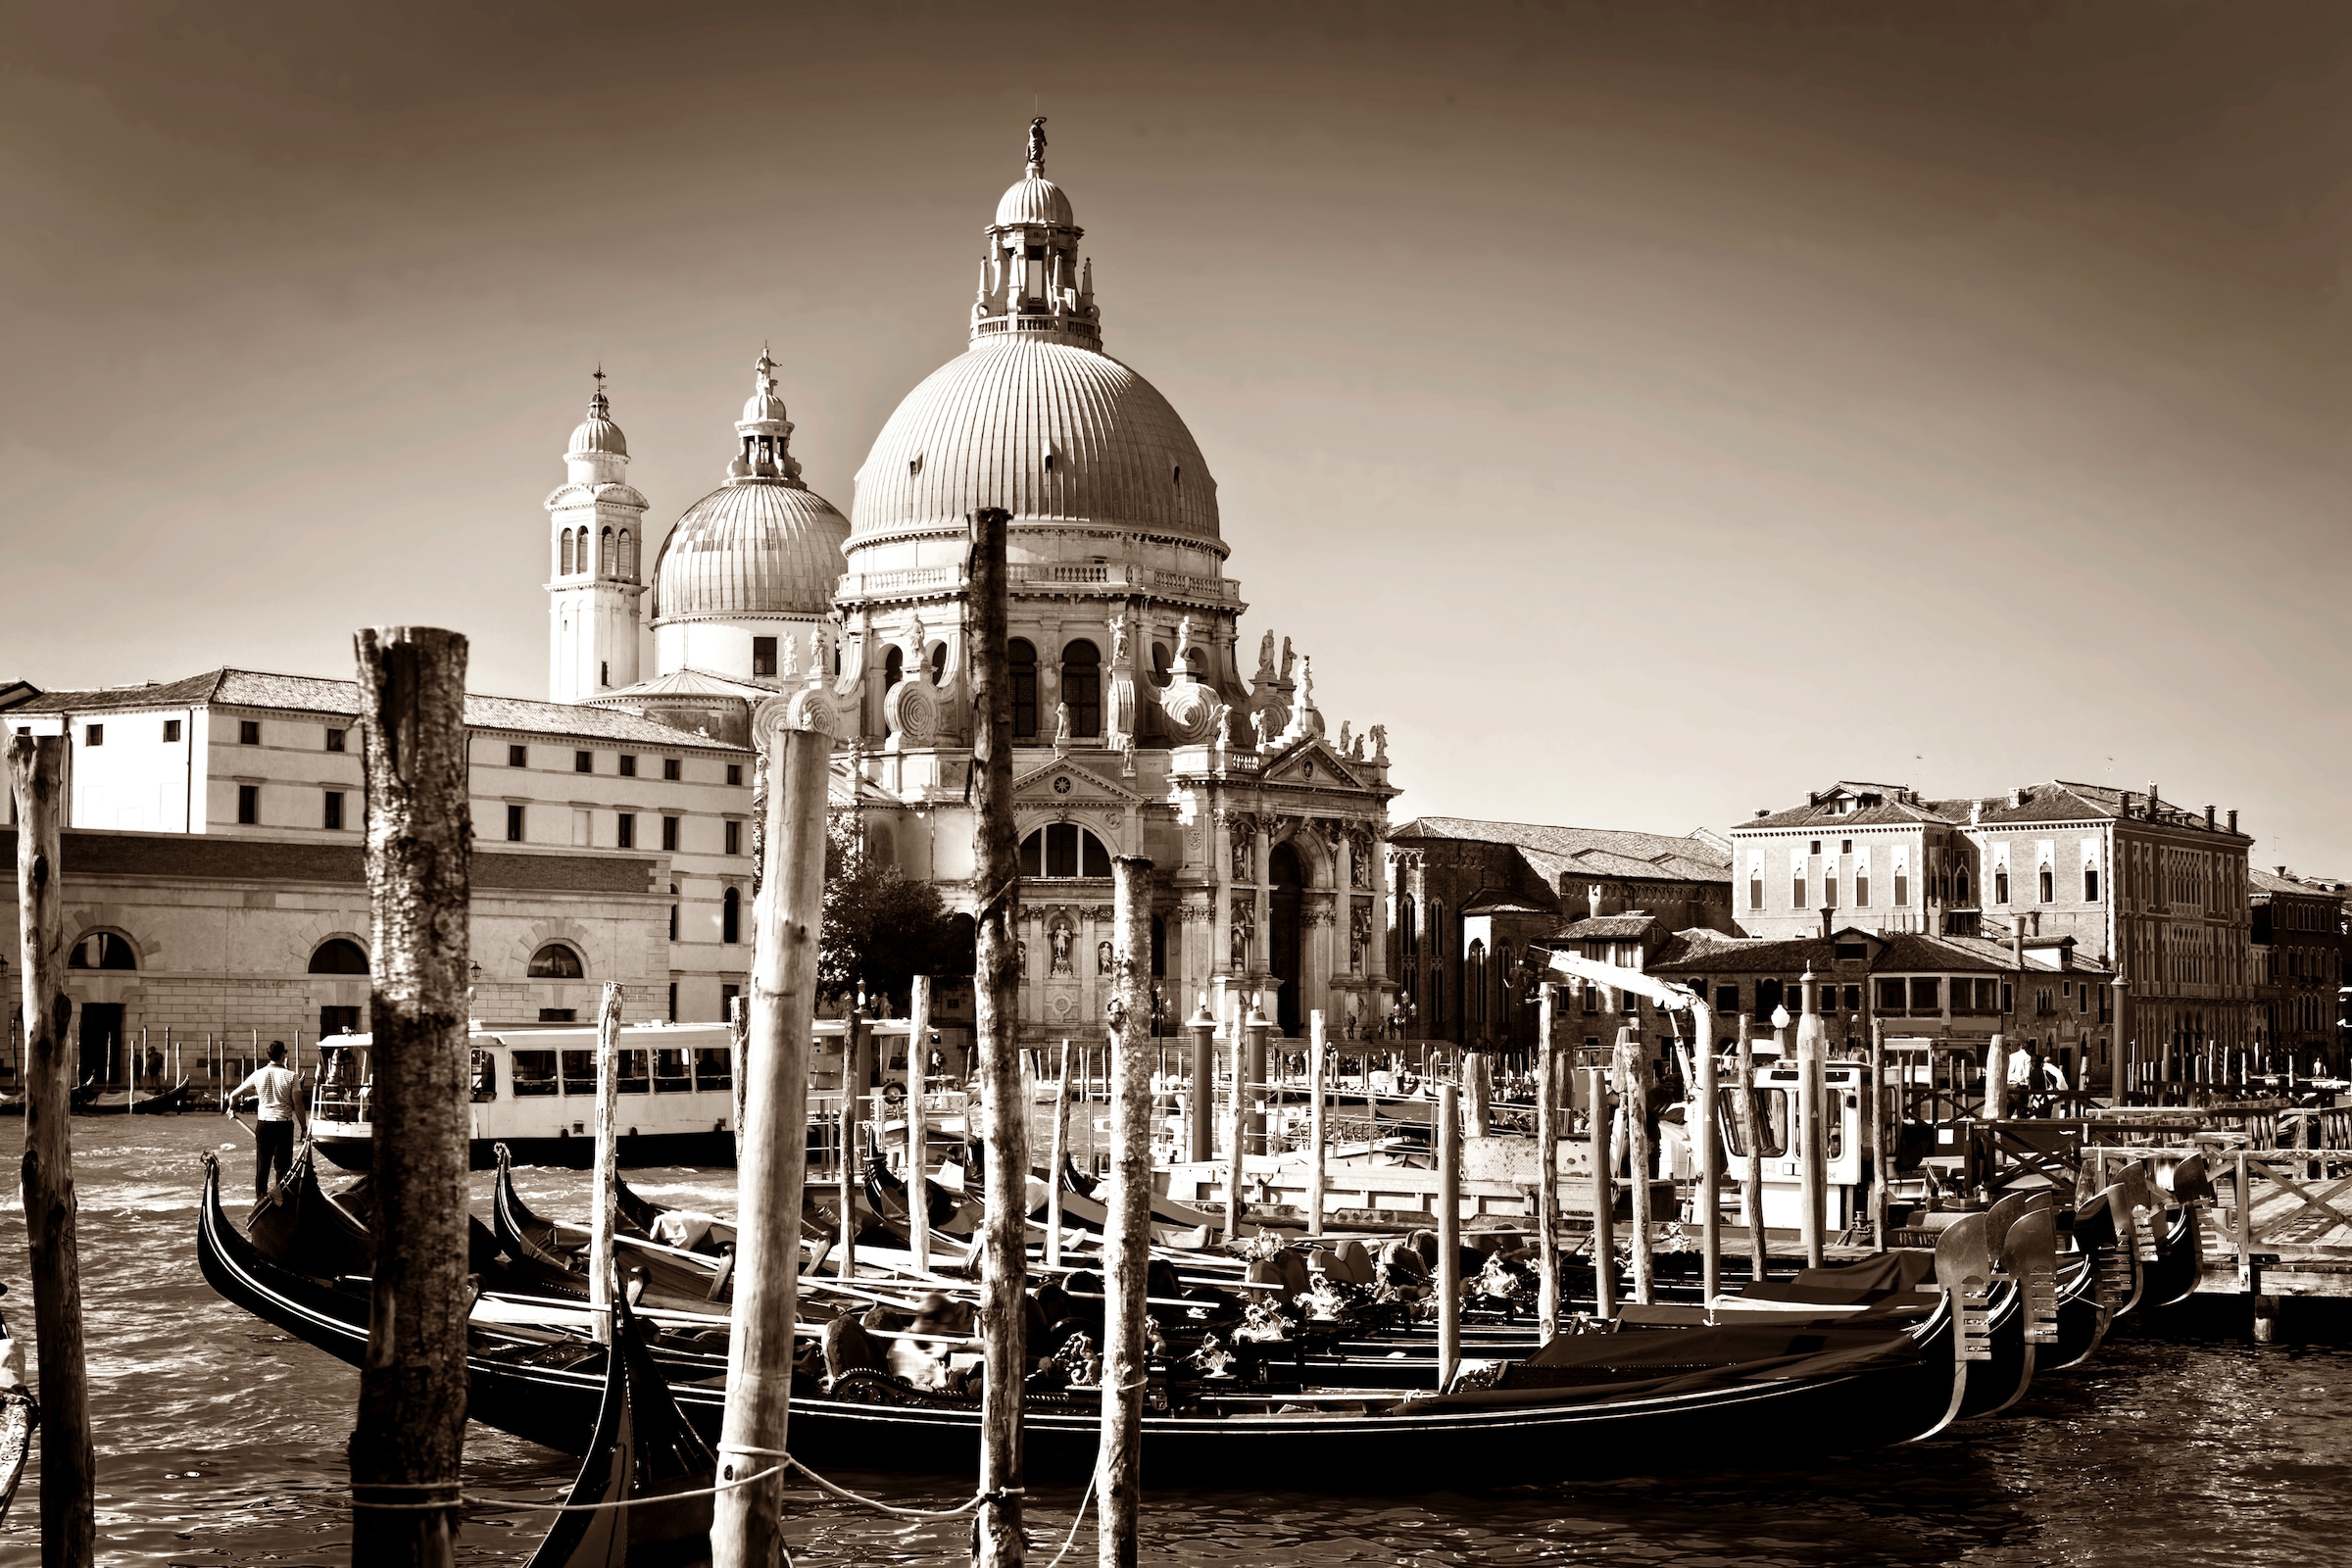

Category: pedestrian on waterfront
[226, 1041, 304, 1200]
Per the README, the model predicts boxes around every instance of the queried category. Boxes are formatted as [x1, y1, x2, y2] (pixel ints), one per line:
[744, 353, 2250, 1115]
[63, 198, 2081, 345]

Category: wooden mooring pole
[969, 507, 1029, 1567]
[1098, 855, 1155, 1568]
[12, 734, 95, 1567]
[1798, 970, 1826, 1269]
[1047, 1041, 1072, 1270]
[1694, 1000, 1720, 1304]
[710, 701, 829, 1568]
[350, 626, 471, 1568]
[1535, 983, 1560, 1341]
[1735, 1014, 1767, 1282]
[907, 974, 932, 1278]
[1306, 1010, 1327, 1239]
[1586, 1064, 1615, 1319]
[588, 982, 623, 1343]
[1869, 1020, 1888, 1250]
[1437, 1081, 1462, 1389]
[1616, 1029, 1653, 1305]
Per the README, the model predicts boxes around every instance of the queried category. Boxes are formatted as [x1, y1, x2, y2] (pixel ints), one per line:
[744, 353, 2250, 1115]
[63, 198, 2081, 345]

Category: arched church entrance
[1268, 842, 1304, 1035]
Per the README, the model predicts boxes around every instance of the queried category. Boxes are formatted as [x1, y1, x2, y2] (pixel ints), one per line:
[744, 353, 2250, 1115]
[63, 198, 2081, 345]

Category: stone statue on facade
[1053, 700, 1071, 754]
[1109, 610, 1128, 667]
[1050, 918, 1074, 975]
[1369, 723, 1388, 762]
[1231, 830, 1252, 884]
[1097, 940, 1113, 976]
[1256, 629, 1276, 682]
[1251, 707, 1280, 751]
[778, 629, 799, 681]
[1230, 903, 1252, 967]
[1279, 636, 1296, 683]
[1350, 903, 1371, 970]
[1337, 720, 1351, 756]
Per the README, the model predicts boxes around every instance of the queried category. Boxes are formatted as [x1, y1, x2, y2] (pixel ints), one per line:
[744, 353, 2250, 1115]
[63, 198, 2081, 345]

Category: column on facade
[1252, 820, 1273, 998]
[1333, 829, 1354, 981]
[1368, 834, 1390, 981]
[1211, 808, 1233, 979]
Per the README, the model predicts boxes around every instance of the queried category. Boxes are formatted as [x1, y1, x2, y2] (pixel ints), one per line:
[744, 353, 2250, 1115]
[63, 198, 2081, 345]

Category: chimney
[2030, 910, 2041, 937]
[1970, 800, 1983, 825]
[1589, 884, 1602, 919]
[2277, 864, 2288, 878]
[2118, 789, 2132, 817]
[2148, 781, 2160, 808]
[2205, 804, 2216, 830]
[2228, 808, 2238, 834]
[2012, 921, 2025, 974]
[2011, 786, 2027, 808]
[1754, 808, 1769, 818]
[1820, 906, 1833, 938]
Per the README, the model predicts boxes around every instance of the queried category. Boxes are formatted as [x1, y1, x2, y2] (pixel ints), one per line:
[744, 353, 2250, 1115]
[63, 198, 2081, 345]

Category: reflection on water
[1, 1117, 2346, 1565]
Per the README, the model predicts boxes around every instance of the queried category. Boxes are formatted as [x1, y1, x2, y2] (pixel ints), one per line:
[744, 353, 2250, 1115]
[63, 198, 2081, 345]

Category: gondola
[522, 1274, 715, 1568]
[0, 1283, 31, 1528]
[245, 1139, 508, 1283]
[75, 1077, 195, 1115]
[492, 1152, 737, 1311]
[198, 1153, 1976, 1488]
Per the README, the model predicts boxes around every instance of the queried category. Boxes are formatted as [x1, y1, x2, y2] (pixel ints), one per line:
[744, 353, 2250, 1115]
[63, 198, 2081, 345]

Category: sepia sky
[5, 2, 2348, 870]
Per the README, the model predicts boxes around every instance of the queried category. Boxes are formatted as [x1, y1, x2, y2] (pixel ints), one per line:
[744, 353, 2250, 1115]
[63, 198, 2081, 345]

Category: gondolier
[226, 1041, 304, 1200]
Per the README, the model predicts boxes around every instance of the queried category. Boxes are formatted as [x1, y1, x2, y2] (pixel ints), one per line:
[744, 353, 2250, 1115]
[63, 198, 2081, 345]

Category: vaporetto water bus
[307, 1017, 938, 1171]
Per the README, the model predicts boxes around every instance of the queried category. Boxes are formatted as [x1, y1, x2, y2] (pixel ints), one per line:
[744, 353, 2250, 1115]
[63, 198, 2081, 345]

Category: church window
[1009, 639, 1038, 741]
[618, 530, 636, 579]
[884, 646, 904, 692]
[1172, 464, 1182, 488]
[752, 637, 777, 677]
[1042, 450, 1054, 473]
[1151, 643, 1172, 688]
[908, 454, 922, 477]
[69, 932, 137, 970]
[1400, 895, 1417, 957]
[1467, 941, 1488, 1031]
[528, 943, 585, 979]
[930, 643, 948, 686]
[599, 526, 613, 575]
[1994, 869, 2009, 904]
[560, 529, 574, 574]
[721, 887, 741, 944]
[1019, 823, 1112, 879]
[308, 938, 368, 974]
[2039, 864, 2055, 903]
[1062, 640, 1102, 738]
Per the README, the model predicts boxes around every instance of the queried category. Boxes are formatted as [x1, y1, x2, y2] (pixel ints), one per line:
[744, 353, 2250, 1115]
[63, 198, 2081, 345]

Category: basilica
[564, 124, 1402, 1045]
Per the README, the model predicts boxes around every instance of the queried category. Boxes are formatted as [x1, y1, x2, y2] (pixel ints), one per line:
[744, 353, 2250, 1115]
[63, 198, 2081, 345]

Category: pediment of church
[1012, 756, 1154, 808]
[1257, 738, 1366, 793]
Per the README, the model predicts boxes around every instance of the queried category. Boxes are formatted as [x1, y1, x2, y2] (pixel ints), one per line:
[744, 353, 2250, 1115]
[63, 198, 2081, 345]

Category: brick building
[1386, 817, 1734, 1045]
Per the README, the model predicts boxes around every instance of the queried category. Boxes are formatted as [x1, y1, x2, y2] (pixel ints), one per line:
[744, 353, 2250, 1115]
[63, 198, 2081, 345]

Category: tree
[818, 809, 973, 1009]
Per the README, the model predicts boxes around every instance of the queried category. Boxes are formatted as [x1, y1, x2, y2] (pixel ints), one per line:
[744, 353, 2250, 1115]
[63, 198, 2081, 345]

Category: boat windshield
[617, 1049, 650, 1094]
[694, 1047, 732, 1090]
[654, 1048, 693, 1094]
[512, 1050, 559, 1097]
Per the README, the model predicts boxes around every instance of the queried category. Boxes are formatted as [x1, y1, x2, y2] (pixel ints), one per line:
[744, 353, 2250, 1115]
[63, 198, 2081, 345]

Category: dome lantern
[971, 117, 1101, 352]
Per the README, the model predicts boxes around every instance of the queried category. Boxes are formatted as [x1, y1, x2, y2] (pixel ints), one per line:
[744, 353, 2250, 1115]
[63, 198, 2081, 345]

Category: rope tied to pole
[714, 1443, 1024, 1521]
[349, 1466, 784, 1514]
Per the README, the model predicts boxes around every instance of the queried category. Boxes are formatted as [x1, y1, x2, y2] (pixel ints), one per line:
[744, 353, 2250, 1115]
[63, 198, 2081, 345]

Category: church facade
[580, 123, 1402, 1043]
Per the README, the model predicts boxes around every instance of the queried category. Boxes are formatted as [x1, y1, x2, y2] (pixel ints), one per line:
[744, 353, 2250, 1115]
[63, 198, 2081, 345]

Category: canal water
[3, 1115, 2348, 1566]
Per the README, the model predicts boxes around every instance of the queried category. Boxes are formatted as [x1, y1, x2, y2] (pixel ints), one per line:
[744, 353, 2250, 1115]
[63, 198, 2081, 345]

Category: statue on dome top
[1279, 636, 1296, 684]
[1027, 117, 1049, 172]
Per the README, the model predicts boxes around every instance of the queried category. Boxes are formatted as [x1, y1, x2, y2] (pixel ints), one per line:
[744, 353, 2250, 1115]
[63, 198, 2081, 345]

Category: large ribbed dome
[851, 339, 1219, 543]
[651, 480, 850, 620]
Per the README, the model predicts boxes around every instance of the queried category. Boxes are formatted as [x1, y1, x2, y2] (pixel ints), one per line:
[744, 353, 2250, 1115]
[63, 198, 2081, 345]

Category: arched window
[1993, 869, 2009, 905]
[2038, 864, 2054, 903]
[1061, 640, 1101, 738]
[1019, 823, 1112, 878]
[721, 886, 742, 945]
[618, 529, 635, 579]
[1791, 870, 1807, 908]
[527, 943, 584, 979]
[1855, 869, 1871, 907]
[884, 645, 905, 692]
[599, 526, 614, 576]
[1151, 642, 1172, 688]
[67, 932, 136, 971]
[1400, 894, 1417, 958]
[1748, 868, 1763, 910]
[307, 938, 369, 974]
[1823, 869, 1838, 909]
[560, 529, 574, 575]
[1472, 940, 1492, 1029]
[1009, 639, 1038, 741]
[929, 643, 948, 686]
[1955, 868, 1970, 905]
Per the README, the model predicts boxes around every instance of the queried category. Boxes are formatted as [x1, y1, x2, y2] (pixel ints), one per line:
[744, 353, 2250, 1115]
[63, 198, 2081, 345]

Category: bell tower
[547, 370, 650, 702]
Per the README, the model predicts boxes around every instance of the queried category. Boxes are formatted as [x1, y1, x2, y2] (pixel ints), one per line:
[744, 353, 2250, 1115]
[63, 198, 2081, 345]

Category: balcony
[836, 562, 1239, 604]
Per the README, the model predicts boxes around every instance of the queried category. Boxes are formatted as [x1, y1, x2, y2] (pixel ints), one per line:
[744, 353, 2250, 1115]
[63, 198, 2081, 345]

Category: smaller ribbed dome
[651, 480, 851, 621]
[996, 175, 1074, 229]
[742, 384, 789, 425]
[567, 389, 628, 458]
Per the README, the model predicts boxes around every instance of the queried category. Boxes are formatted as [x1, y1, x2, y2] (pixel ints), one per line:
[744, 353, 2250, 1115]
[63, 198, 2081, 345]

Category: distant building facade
[1731, 779, 2252, 1069]
[2250, 867, 2345, 1072]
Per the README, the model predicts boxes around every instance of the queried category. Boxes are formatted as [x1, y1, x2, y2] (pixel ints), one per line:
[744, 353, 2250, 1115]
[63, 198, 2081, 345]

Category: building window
[1467, 941, 1488, 1031]
[726, 763, 743, 787]
[1791, 874, 1806, 908]
[2038, 865, 2054, 903]
[1855, 871, 1870, 906]
[599, 526, 613, 575]
[561, 528, 575, 575]
[1009, 639, 1039, 741]
[753, 637, 778, 677]
[1018, 823, 1113, 878]
[662, 815, 679, 852]
[668, 885, 679, 942]
[84, 724, 103, 746]
[240, 720, 261, 746]
[721, 886, 742, 944]
[1756, 978, 1783, 1016]
[725, 820, 742, 856]
[619, 754, 636, 777]
[1909, 978, 1940, 1010]
[1715, 984, 1739, 1013]
[1400, 895, 1418, 957]
[1993, 869, 2009, 904]
[1823, 872, 1838, 909]
[574, 750, 593, 773]
[667, 982, 677, 1022]
[506, 804, 524, 842]
[527, 943, 585, 979]
[721, 982, 740, 1016]
[162, 719, 180, 743]
[237, 785, 260, 825]
[1748, 872, 1763, 910]
[68, 932, 138, 970]
[1876, 977, 1906, 1010]
[2001, 982, 2014, 1012]
[539, 1007, 577, 1023]
[1894, 871, 1908, 907]
[1061, 640, 1102, 738]
[884, 645, 905, 691]
[1955, 869, 1970, 905]
[1842, 984, 1861, 1011]
[663, 758, 681, 781]
[1809, 840, 1822, 854]
[616, 812, 635, 850]
[323, 791, 345, 831]
[618, 528, 636, 579]
[509, 744, 527, 767]
[326, 727, 347, 753]
[930, 643, 948, 686]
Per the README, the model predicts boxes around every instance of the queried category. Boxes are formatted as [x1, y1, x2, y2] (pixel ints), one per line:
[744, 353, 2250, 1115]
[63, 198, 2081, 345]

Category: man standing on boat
[226, 1041, 304, 1200]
